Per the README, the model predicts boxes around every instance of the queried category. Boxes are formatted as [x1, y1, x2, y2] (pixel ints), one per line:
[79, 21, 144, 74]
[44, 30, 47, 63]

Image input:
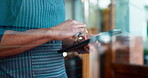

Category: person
[0, 0, 88, 78]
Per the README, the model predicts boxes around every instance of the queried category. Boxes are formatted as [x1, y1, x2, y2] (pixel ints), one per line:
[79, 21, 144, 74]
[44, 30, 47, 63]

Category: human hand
[50, 19, 87, 40]
[74, 35, 101, 54]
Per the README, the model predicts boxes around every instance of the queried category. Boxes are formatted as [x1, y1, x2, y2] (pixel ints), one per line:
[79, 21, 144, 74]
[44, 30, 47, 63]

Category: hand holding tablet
[58, 29, 122, 53]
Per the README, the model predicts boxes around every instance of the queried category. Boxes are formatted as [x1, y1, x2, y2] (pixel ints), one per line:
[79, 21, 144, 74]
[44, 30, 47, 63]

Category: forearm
[0, 38, 50, 57]
[0, 19, 87, 57]
[0, 28, 53, 57]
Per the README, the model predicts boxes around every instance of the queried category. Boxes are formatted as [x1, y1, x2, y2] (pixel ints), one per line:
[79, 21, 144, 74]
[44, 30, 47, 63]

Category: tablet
[58, 29, 122, 53]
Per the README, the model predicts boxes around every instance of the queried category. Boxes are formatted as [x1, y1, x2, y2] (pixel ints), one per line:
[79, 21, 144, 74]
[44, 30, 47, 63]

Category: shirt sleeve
[0, 28, 6, 41]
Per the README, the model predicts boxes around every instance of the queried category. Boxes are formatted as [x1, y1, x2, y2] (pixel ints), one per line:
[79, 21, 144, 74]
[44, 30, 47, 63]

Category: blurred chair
[103, 36, 148, 78]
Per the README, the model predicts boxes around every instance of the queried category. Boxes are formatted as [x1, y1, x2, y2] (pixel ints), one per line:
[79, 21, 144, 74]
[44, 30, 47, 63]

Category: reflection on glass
[112, 36, 143, 65]
[64, 0, 148, 78]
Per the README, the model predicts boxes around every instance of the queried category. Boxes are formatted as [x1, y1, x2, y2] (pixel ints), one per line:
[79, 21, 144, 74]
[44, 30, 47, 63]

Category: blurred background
[63, 0, 148, 78]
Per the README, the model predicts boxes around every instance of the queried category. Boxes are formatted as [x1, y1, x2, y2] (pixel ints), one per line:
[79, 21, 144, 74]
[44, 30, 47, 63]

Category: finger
[69, 19, 79, 24]
[78, 35, 85, 39]
[84, 46, 89, 53]
[80, 28, 87, 39]
[70, 20, 84, 25]
[86, 35, 92, 39]
[75, 21, 83, 24]
[78, 28, 86, 34]
[74, 22, 88, 33]
[85, 28, 88, 33]
[76, 24, 86, 28]
[78, 27, 88, 33]
[65, 19, 77, 25]
[95, 41, 101, 46]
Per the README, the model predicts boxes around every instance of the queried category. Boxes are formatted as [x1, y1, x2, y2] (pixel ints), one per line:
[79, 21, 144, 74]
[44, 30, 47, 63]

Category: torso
[0, 0, 67, 78]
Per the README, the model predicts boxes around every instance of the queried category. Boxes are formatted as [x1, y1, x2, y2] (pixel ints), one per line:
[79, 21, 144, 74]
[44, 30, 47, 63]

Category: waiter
[0, 0, 87, 78]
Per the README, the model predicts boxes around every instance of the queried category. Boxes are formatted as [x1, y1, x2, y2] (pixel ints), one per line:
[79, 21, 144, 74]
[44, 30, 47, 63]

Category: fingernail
[86, 29, 88, 33]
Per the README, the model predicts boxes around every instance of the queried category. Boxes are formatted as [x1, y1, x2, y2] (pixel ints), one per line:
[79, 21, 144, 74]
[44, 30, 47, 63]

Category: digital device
[58, 29, 122, 53]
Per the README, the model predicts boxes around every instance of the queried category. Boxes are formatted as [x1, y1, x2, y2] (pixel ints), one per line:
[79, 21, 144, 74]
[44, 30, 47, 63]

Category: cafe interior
[63, 0, 148, 78]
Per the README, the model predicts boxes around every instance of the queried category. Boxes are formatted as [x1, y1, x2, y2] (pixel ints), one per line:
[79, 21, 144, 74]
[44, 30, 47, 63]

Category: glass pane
[64, 0, 148, 78]
[114, 0, 148, 66]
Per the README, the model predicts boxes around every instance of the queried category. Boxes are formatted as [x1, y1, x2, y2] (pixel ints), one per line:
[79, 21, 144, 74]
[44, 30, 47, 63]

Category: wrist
[46, 28, 57, 40]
